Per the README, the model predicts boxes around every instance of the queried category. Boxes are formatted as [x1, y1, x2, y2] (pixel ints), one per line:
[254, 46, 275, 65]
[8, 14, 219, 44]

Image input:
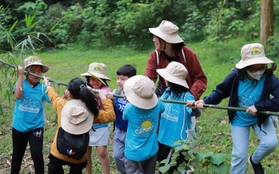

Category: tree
[260, 0, 274, 44]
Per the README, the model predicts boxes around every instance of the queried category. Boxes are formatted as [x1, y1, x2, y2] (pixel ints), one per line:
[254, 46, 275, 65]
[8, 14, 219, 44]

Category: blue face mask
[246, 70, 265, 80]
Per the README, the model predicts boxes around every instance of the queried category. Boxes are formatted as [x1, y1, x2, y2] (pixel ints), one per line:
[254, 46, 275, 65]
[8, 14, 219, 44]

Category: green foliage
[159, 140, 235, 174]
[265, 35, 279, 61]
[1, 0, 278, 49]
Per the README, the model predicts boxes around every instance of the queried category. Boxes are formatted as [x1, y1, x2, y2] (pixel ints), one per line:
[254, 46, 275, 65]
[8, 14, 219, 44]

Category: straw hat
[61, 99, 94, 135]
[235, 43, 273, 69]
[124, 75, 158, 109]
[149, 20, 183, 44]
[156, 61, 189, 88]
[80, 62, 111, 81]
[24, 56, 49, 73]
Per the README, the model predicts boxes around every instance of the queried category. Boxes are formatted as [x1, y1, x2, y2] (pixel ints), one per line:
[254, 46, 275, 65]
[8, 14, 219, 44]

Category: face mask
[246, 70, 265, 80]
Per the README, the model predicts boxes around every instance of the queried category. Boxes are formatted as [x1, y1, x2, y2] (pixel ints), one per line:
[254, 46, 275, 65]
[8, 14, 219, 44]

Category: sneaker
[248, 156, 266, 174]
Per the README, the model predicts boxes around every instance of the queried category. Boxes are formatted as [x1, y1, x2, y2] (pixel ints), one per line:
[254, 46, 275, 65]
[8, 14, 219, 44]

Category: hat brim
[156, 69, 189, 89]
[25, 63, 49, 73]
[124, 76, 158, 109]
[149, 28, 183, 44]
[235, 56, 274, 69]
[61, 100, 94, 135]
[80, 72, 111, 81]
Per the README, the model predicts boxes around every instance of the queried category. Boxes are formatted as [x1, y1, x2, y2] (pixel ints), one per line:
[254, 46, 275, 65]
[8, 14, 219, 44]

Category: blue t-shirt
[232, 74, 266, 126]
[157, 88, 194, 148]
[113, 89, 129, 131]
[123, 101, 165, 162]
[12, 79, 50, 132]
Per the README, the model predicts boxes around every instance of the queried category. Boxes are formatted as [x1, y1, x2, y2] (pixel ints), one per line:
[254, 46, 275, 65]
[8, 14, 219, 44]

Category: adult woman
[188, 43, 279, 174]
[145, 20, 207, 99]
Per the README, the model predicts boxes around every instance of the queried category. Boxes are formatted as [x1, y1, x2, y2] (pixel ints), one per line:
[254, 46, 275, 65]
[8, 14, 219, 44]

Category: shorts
[89, 126, 110, 146]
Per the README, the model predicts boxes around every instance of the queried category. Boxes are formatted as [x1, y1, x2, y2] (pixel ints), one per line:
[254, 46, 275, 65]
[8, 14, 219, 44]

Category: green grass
[1, 38, 279, 173]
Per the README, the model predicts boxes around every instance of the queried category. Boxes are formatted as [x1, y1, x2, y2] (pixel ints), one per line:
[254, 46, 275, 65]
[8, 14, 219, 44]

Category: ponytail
[68, 78, 99, 116]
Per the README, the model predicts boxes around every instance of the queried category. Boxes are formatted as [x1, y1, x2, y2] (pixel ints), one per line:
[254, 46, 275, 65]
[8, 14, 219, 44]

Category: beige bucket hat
[235, 43, 273, 69]
[24, 56, 49, 73]
[61, 99, 94, 135]
[124, 75, 158, 109]
[156, 61, 189, 89]
[149, 20, 184, 44]
[80, 62, 111, 81]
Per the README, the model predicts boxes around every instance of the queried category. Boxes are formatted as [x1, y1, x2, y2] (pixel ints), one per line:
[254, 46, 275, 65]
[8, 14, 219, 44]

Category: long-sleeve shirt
[203, 68, 279, 128]
[145, 46, 207, 100]
[46, 87, 115, 163]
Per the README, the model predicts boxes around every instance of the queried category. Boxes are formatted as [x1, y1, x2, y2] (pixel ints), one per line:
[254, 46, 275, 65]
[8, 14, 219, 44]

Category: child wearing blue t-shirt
[109, 64, 136, 174]
[189, 43, 279, 174]
[156, 61, 199, 173]
[11, 56, 50, 174]
[122, 75, 165, 174]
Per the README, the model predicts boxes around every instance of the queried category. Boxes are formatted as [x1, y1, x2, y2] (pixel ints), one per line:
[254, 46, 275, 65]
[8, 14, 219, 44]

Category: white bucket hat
[149, 20, 184, 44]
[24, 56, 49, 73]
[235, 43, 273, 69]
[124, 75, 158, 109]
[80, 62, 111, 81]
[156, 61, 189, 89]
[61, 99, 94, 135]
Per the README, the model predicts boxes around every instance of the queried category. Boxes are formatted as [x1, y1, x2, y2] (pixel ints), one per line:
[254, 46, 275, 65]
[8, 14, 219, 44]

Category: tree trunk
[260, 0, 274, 44]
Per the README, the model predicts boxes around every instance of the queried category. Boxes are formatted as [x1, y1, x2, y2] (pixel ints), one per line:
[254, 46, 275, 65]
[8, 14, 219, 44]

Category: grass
[1, 38, 279, 173]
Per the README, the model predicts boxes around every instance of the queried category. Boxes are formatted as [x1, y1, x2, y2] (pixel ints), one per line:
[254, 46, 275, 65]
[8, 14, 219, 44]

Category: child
[81, 62, 113, 174]
[11, 56, 50, 174]
[188, 43, 279, 174]
[44, 75, 115, 174]
[110, 64, 136, 174]
[45, 77, 99, 174]
[122, 75, 165, 174]
[156, 61, 198, 173]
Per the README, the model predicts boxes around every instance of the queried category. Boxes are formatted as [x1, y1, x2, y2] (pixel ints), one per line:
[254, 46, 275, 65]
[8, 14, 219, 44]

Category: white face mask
[246, 70, 265, 80]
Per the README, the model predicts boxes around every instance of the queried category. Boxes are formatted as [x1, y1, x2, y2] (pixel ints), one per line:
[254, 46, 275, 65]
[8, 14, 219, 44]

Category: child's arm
[14, 65, 24, 99]
[93, 90, 116, 123]
[46, 87, 67, 114]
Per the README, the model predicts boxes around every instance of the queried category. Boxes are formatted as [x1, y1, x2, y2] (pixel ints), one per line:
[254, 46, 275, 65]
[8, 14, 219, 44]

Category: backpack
[56, 127, 89, 160]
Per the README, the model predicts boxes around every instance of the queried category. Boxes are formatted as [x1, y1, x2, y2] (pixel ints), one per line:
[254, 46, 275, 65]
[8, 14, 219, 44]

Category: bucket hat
[61, 99, 94, 135]
[156, 61, 189, 88]
[149, 20, 183, 44]
[124, 75, 158, 109]
[235, 43, 273, 69]
[80, 62, 111, 81]
[24, 56, 49, 73]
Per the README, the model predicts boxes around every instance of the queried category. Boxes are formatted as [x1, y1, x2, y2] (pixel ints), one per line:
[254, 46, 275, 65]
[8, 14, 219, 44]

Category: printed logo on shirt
[161, 104, 179, 122]
[117, 103, 125, 112]
[135, 116, 156, 135]
[19, 96, 41, 113]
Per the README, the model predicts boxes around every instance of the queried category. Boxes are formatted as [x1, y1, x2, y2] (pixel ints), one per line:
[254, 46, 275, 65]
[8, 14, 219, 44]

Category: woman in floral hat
[11, 56, 50, 174]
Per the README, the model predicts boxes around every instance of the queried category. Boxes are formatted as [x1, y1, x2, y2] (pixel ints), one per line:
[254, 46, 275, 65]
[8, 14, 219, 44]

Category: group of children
[11, 53, 198, 174]
[10, 42, 279, 174]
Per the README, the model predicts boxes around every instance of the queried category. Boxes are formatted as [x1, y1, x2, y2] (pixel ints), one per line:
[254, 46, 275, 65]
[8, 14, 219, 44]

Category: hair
[163, 82, 189, 99]
[68, 77, 99, 116]
[237, 63, 277, 80]
[85, 76, 109, 87]
[172, 42, 185, 55]
[116, 64, 137, 77]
